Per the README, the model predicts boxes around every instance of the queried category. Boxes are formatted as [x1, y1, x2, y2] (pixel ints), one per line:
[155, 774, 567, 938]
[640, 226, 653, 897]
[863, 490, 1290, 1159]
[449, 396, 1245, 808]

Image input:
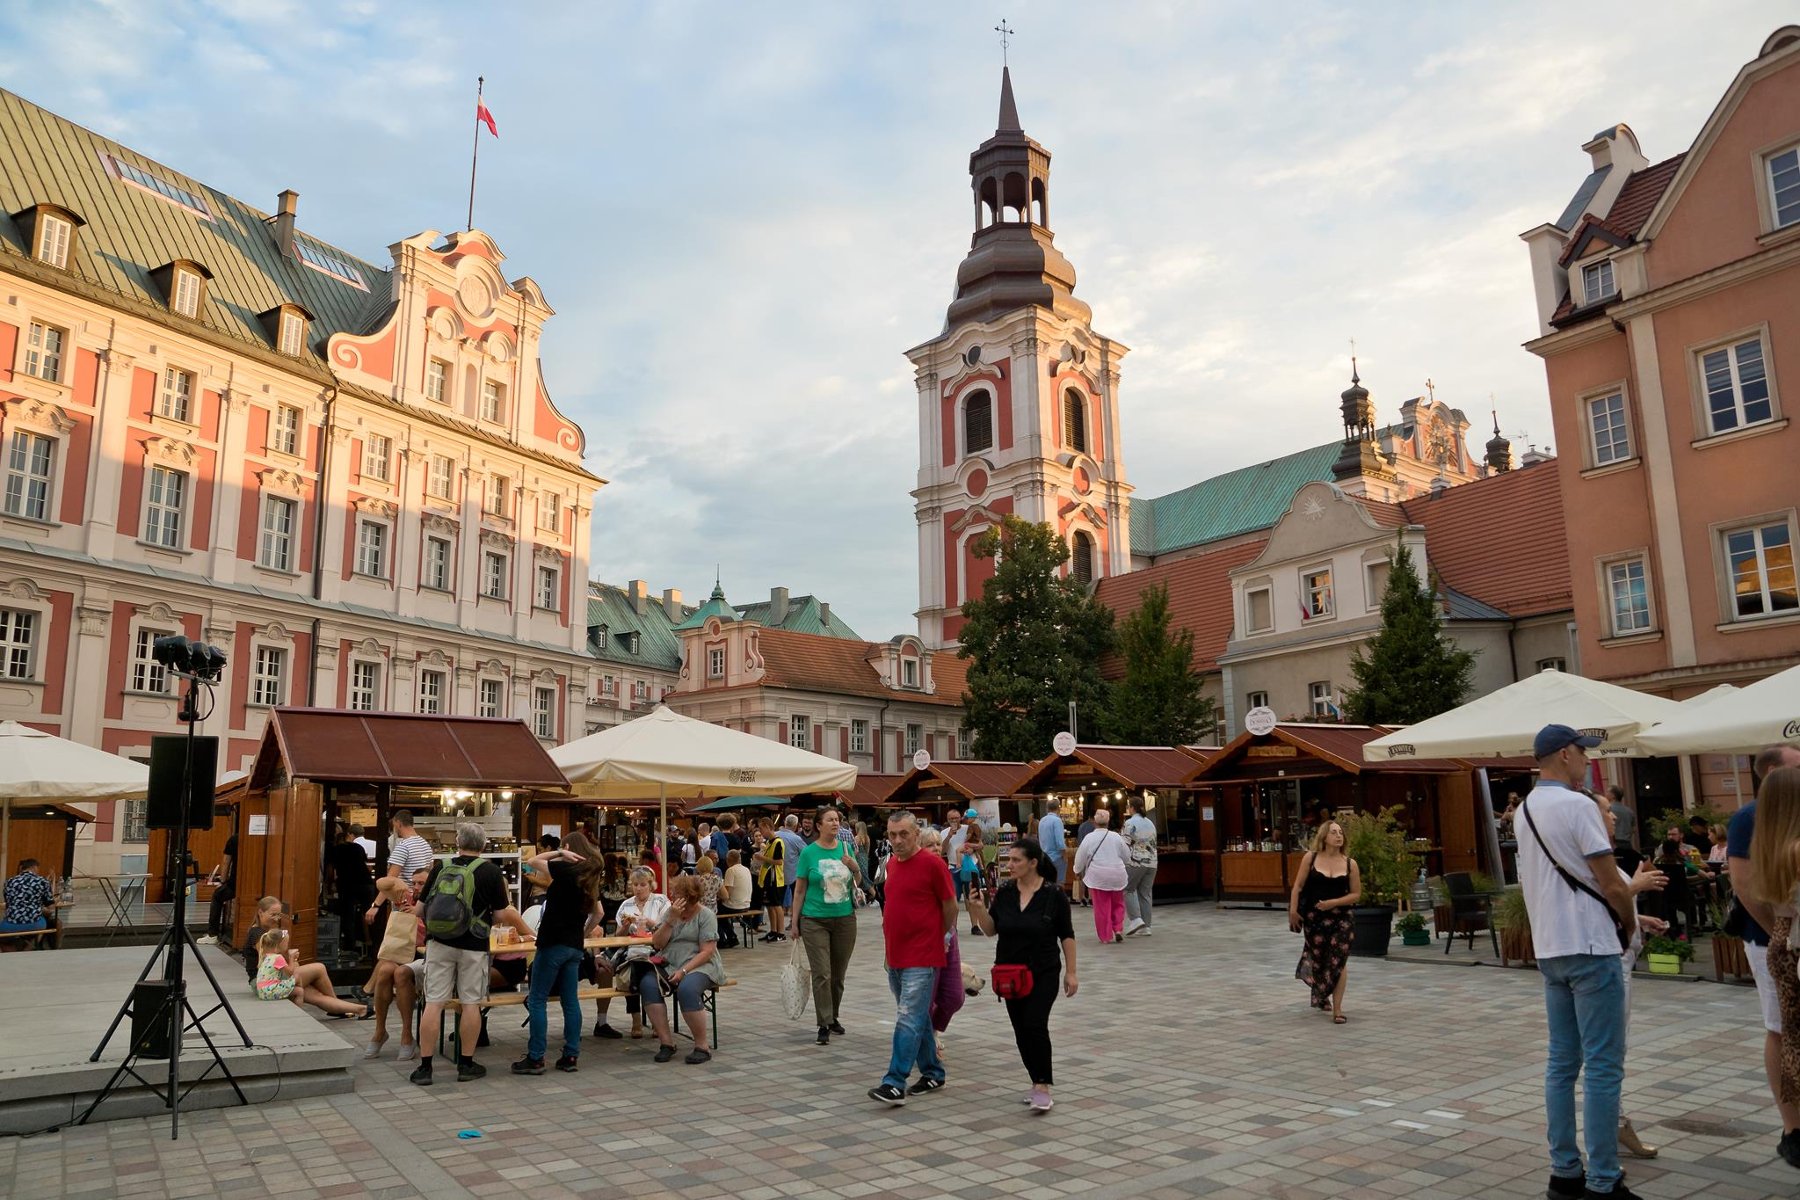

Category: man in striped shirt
[387, 810, 435, 881]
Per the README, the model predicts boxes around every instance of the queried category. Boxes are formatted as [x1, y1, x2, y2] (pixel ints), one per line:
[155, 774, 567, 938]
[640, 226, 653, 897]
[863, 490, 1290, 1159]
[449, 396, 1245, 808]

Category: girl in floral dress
[1288, 821, 1360, 1023]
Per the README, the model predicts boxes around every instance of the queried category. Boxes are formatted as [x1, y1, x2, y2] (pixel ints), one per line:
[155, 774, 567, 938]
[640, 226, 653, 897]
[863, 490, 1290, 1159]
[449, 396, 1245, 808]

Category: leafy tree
[957, 516, 1115, 760]
[1339, 805, 1421, 907]
[1107, 582, 1214, 745]
[1343, 541, 1476, 725]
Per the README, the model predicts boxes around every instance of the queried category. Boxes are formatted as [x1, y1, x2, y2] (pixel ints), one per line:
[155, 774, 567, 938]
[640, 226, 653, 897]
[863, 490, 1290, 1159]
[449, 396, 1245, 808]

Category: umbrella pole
[1475, 769, 1504, 884]
[659, 784, 667, 884]
[1, 800, 9, 881]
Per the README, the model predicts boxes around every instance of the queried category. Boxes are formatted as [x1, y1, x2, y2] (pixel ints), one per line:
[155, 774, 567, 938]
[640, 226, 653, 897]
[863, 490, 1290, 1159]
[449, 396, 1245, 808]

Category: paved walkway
[3, 905, 1792, 1199]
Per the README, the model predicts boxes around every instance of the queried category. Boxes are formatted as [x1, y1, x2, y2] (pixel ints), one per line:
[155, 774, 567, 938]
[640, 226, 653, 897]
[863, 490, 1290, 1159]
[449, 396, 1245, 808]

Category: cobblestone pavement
[3, 904, 1792, 1199]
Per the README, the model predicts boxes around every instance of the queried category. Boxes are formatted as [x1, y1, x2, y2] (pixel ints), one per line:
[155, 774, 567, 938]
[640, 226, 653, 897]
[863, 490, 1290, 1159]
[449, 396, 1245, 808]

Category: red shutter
[814, 725, 823, 754]
[778, 721, 788, 746]
[839, 727, 849, 761]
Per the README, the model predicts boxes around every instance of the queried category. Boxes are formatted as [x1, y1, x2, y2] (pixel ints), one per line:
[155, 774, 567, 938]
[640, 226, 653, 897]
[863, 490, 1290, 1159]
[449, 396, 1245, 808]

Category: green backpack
[424, 861, 491, 942]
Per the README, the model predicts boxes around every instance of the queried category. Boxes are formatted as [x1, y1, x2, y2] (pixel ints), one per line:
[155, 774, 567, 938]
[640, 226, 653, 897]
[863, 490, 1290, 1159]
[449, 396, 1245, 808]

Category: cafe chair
[1440, 872, 1496, 956]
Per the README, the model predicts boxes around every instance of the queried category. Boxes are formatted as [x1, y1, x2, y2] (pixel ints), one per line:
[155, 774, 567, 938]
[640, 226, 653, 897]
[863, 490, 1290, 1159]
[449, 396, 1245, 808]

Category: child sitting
[254, 928, 371, 1019]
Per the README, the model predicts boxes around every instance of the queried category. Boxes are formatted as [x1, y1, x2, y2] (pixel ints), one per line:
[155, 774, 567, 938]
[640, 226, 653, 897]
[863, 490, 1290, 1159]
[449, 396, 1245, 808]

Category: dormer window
[15, 205, 84, 270]
[150, 260, 213, 320]
[1581, 259, 1615, 305]
[278, 309, 306, 355]
[901, 657, 919, 687]
[172, 268, 202, 317]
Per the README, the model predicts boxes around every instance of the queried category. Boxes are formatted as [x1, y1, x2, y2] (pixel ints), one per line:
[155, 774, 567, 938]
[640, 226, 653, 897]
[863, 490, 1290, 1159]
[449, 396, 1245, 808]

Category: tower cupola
[1484, 410, 1513, 474]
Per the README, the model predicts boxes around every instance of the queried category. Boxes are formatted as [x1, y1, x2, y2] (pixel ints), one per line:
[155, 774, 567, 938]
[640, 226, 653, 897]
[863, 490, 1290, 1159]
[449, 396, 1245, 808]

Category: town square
[0, 4, 1798, 1199]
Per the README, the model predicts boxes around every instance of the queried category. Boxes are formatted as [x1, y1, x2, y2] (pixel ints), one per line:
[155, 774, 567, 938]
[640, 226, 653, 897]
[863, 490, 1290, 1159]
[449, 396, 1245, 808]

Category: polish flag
[1299, 598, 1311, 622]
[476, 100, 498, 137]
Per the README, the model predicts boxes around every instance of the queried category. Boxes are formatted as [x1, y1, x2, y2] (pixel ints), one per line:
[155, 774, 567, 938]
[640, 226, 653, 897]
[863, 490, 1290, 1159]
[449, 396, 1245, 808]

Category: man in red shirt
[869, 810, 956, 1106]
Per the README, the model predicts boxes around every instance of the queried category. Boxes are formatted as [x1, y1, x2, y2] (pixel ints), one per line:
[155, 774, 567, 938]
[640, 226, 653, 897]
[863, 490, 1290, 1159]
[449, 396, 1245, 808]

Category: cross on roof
[994, 19, 1014, 65]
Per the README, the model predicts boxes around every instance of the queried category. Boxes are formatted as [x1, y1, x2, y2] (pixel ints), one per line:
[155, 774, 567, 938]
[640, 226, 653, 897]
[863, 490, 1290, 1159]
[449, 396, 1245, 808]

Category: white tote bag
[780, 934, 810, 1020]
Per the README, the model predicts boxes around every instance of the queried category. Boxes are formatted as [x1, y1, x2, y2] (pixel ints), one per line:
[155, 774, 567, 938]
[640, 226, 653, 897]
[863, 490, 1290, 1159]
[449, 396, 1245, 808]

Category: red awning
[250, 709, 569, 791]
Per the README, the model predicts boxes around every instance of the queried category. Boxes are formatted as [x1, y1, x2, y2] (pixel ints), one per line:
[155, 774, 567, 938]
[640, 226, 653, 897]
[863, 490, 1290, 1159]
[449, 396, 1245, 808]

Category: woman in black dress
[1287, 820, 1360, 1023]
[965, 836, 1077, 1112]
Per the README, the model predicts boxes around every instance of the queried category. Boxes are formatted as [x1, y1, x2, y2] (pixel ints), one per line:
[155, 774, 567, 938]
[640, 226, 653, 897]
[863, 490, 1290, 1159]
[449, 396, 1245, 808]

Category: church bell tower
[906, 67, 1132, 649]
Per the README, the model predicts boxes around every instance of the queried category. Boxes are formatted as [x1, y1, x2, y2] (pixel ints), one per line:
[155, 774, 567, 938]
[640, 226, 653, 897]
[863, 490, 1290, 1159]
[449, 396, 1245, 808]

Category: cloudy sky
[0, 1, 1789, 638]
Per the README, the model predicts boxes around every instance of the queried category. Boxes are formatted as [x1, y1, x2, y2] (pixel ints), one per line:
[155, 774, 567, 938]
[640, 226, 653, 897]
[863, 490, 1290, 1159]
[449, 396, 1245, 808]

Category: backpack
[423, 860, 491, 942]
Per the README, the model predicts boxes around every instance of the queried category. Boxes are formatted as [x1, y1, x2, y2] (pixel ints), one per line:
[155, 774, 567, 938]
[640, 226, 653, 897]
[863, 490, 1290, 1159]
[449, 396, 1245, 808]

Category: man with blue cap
[1517, 724, 1640, 1200]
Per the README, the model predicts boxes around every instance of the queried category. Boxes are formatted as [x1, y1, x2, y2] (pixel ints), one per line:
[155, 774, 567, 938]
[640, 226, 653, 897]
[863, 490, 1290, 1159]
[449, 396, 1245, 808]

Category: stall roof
[834, 773, 907, 809]
[1189, 723, 1527, 781]
[1013, 745, 1204, 793]
[250, 709, 570, 791]
[879, 761, 1032, 807]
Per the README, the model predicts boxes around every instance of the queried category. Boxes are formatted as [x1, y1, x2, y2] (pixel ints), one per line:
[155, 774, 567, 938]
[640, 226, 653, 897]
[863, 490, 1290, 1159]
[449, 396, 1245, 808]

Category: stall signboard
[1244, 707, 1278, 737]
[1052, 731, 1077, 757]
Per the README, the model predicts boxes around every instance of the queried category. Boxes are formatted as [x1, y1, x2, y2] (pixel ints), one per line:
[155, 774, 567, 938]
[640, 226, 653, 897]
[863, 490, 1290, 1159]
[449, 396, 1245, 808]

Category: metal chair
[1442, 871, 1496, 955]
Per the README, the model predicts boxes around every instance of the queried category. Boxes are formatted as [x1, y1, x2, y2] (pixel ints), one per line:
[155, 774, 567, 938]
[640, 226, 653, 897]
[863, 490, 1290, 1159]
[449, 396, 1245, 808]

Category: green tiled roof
[1131, 442, 1343, 558]
[672, 582, 737, 632]
[0, 88, 390, 358]
[586, 584, 687, 671]
[733, 594, 861, 640]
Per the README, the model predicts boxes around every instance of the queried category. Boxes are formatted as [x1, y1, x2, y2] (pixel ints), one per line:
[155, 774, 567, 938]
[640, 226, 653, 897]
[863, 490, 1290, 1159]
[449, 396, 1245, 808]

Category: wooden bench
[714, 910, 761, 949]
[436, 979, 738, 1057]
[0, 928, 52, 951]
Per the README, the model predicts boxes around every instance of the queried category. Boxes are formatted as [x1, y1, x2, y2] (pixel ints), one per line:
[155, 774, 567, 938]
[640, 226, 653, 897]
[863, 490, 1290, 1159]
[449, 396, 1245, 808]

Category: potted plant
[1492, 885, 1534, 966]
[1644, 934, 1694, 976]
[1396, 911, 1430, 946]
[1341, 806, 1421, 957]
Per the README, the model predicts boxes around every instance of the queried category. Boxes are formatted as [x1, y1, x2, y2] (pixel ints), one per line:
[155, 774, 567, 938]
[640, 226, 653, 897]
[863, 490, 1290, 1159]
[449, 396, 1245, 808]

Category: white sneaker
[1138, 927, 1152, 937]
[1122, 919, 1145, 937]
[195, 934, 219, 945]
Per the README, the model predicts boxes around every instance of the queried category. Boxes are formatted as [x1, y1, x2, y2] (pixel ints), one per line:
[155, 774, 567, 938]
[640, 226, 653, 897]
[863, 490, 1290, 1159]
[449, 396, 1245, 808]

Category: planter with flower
[1643, 934, 1694, 976]
[1395, 911, 1430, 946]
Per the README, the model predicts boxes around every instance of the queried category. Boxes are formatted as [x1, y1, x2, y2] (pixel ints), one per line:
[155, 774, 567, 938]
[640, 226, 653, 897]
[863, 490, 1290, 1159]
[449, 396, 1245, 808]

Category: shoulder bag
[1521, 799, 1630, 952]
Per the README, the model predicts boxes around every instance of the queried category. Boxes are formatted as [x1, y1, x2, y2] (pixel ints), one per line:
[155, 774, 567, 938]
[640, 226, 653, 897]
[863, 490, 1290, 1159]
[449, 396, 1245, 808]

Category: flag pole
[467, 76, 484, 231]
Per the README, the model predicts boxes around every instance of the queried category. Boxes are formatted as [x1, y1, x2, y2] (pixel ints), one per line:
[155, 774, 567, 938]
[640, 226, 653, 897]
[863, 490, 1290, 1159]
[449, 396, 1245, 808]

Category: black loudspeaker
[129, 980, 177, 1059]
[146, 735, 219, 830]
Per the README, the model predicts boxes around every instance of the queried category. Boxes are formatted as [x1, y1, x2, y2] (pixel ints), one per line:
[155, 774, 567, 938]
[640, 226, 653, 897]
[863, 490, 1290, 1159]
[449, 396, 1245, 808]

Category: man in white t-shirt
[386, 810, 436, 881]
[1516, 724, 1638, 1200]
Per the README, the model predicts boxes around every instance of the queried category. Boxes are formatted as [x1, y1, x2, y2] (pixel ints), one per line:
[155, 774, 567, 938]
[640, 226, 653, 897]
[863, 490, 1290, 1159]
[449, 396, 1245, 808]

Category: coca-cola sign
[1783, 718, 1800, 741]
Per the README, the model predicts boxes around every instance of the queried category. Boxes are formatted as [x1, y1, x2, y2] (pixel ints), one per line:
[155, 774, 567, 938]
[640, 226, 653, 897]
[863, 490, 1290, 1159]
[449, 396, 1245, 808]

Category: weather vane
[995, 18, 1014, 66]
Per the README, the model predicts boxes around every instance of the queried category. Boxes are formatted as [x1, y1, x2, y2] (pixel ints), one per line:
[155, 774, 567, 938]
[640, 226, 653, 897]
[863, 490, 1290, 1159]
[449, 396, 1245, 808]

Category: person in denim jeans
[869, 811, 956, 1107]
[513, 836, 603, 1076]
[1517, 725, 1640, 1200]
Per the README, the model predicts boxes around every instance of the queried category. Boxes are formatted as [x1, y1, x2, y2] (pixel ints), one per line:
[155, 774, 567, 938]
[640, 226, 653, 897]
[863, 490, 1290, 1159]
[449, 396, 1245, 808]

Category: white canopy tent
[549, 706, 859, 860]
[0, 721, 149, 876]
[1636, 664, 1800, 756]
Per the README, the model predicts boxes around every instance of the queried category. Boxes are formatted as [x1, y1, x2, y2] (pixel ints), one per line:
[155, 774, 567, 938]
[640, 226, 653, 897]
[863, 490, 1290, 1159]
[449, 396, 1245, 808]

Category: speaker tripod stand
[77, 658, 251, 1138]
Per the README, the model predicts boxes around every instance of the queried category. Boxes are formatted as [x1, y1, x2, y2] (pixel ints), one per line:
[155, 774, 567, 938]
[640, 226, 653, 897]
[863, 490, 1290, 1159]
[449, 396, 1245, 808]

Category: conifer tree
[1344, 542, 1476, 725]
[1107, 583, 1213, 745]
[957, 516, 1115, 761]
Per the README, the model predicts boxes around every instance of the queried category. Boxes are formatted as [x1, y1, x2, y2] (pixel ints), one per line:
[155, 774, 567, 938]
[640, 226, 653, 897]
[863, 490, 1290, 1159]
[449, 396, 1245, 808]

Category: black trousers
[207, 879, 236, 936]
[1003, 964, 1061, 1086]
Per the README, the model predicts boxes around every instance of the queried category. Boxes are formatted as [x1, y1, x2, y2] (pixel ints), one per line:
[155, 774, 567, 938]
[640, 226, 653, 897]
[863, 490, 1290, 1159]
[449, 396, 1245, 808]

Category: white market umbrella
[1635, 664, 1800, 756]
[1361, 670, 1685, 763]
[0, 721, 149, 876]
[550, 705, 857, 866]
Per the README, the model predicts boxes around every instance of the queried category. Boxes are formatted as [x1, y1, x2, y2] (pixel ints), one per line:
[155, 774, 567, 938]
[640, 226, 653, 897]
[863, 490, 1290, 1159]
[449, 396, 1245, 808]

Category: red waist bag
[991, 963, 1034, 999]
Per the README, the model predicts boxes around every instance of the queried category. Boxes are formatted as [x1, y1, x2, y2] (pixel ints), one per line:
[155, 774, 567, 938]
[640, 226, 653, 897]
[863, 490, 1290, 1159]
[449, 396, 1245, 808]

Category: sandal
[1332, 1013, 1348, 1024]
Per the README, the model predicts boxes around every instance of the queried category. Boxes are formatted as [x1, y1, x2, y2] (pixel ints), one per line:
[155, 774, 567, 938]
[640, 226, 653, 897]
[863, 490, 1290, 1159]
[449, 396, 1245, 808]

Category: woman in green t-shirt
[792, 806, 869, 1046]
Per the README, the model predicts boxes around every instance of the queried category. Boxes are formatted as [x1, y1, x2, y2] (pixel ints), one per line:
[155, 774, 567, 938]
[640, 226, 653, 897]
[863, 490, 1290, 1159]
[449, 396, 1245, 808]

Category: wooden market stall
[1187, 722, 1511, 905]
[877, 761, 1031, 823]
[1009, 745, 1212, 897]
[2, 801, 89, 881]
[231, 709, 569, 961]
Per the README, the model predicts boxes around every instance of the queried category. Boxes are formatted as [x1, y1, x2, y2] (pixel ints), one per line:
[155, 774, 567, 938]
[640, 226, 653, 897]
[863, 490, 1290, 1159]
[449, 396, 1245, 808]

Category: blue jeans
[1539, 953, 1627, 1192]
[883, 965, 944, 1091]
[1044, 856, 1063, 885]
[637, 966, 714, 1014]
[526, 943, 584, 1062]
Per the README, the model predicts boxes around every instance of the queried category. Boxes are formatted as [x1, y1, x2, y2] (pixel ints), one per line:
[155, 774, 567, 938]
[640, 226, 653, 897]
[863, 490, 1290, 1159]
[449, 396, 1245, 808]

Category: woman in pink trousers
[1072, 809, 1131, 943]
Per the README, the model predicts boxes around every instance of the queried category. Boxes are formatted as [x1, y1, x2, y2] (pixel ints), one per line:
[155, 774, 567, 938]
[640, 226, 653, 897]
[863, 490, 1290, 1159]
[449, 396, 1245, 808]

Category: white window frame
[901, 657, 918, 687]
[962, 388, 994, 456]
[428, 454, 455, 499]
[348, 660, 382, 712]
[130, 627, 175, 695]
[600, 674, 616, 698]
[486, 474, 509, 517]
[354, 518, 389, 579]
[278, 309, 305, 356]
[1604, 555, 1653, 637]
[1363, 559, 1390, 611]
[258, 494, 296, 572]
[707, 646, 725, 679]
[425, 359, 449, 404]
[121, 795, 149, 844]
[1302, 568, 1335, 619]
[1244, 584, 1273, 634]
[482, 550, 509, 599]
[480, 380, 505, 424]
[251, 645, 286, 708]
[533, 685, 557, 739]
[1246, 690, 1269, 711]
[158, 367, 194, 423]
[538, 492, 560, 533]
[417, 668, 446, 715]
[1767, 142, 1800, 232]
[477, 677, 505, 719]
[1536, 658, 1566, 673]
[1580, 258, 1615, 305]
[4, 429, 57, 522]
[36, 213, 72, 269]
[1696, 333, 1776, 436]
[1308, 681, 1333, 717]
[850, 718, 869, 754]
[171, 268, 202, 318]
[631, 678, 649, 704]
[0, 607, 36, 681]
[904, 723, 922, 756]
[271, 404, 301, 457]
[1584, 389, 1632, 467]
[1722, 517, 1798, 622]
[535, 564, 559, 611]
[423, 535, 452, 591]
[23, 321, 66, 382]
[362, 433, 392, 482]
[789, 714, 811, 750]
[144, 465, 187, 549]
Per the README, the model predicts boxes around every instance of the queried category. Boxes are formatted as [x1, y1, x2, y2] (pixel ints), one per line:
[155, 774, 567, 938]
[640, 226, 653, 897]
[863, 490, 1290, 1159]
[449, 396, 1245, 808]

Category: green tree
[1107, 582, 1214, 745]
[1343, 541, 1476, 725]
[957, 516, 1115, 760]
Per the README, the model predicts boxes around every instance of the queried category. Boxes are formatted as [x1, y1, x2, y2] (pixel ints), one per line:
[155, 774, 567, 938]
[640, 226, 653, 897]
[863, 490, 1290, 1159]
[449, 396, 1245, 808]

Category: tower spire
[997, 65, 1022, 132]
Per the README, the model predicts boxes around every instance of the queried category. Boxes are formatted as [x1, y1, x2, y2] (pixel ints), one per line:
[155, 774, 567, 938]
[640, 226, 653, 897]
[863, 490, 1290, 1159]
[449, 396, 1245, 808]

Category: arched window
[1071, 531, 1095, 585]
[963, 391, 993, 454]
[1063, 388, 1087, 453]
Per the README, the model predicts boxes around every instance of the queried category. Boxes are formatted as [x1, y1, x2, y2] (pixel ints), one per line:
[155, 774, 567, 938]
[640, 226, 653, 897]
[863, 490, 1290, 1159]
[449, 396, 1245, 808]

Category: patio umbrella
[550, 706, 857, 867]
[1361, 670, 1685, 762]
[1634, 663, 1800, 755]
[0, 721, 149, 876]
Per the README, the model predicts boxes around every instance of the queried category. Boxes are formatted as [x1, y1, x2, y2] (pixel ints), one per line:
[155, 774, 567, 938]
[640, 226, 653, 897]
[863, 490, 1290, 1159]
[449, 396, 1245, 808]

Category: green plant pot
[1400, 929, 1430, 946]
[1645, 953, 1683, 976]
